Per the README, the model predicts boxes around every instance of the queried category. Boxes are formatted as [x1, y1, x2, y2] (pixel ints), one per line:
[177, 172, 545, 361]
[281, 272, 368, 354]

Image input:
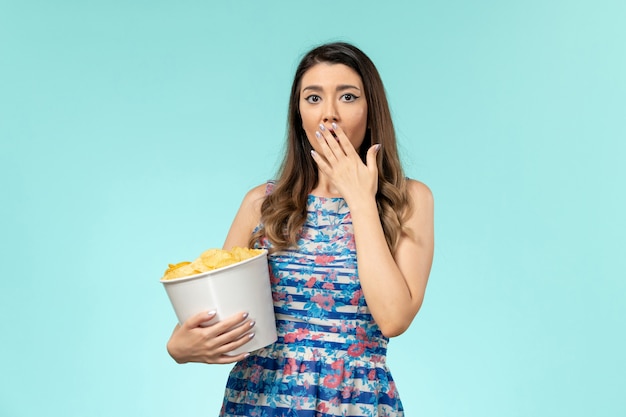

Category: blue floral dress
[220, 188, 404, 416]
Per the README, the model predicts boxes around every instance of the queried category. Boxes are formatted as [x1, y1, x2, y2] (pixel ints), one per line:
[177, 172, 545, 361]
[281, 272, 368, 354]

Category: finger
[215, 329, 256, 355]
[328, 123, 357, 156]
[320, 123, 348, 157]
[315, 127, 340, 162]
[211, 317, 256, 348]
[329, 123, 364, 162]
[207, 311, 251, 336]
[183, 310, 218, 329]
[310, 149, 332, 174]
[366, 143, 381, 171]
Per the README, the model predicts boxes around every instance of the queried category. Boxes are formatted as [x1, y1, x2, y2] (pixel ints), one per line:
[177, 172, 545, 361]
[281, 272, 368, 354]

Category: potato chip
[162, 261, 200, 281]
[164, 261, 190, 274]
[161, 247, 264, 280]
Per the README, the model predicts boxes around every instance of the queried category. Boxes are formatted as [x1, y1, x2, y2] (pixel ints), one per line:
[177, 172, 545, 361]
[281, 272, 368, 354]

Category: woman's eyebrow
[301, 84, 362, 93]
[302, 85, 323, 93]
[336, 84, 361, 92]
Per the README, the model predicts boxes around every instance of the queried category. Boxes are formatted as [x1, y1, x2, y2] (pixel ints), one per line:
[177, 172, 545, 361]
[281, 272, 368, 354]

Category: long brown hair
[250, 42, 412, 253]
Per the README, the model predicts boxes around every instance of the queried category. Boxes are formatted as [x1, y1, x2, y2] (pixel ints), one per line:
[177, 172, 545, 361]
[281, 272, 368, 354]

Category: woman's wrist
[344, 193, 378, 216]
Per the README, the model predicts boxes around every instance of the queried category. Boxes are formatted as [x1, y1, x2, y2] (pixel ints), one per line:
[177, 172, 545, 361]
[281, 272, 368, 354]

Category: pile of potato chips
[161, 247, 265, 280]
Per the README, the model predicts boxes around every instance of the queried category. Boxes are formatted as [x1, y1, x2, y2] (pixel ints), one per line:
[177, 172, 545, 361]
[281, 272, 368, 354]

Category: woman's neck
[310, 172, 342, 198]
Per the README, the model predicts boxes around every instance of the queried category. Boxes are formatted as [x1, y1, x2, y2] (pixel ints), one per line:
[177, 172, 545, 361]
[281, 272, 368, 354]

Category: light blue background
[1, 1, 624, 416]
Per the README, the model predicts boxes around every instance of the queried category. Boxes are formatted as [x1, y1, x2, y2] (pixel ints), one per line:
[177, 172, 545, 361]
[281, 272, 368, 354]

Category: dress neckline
[307, 194, 345, 202]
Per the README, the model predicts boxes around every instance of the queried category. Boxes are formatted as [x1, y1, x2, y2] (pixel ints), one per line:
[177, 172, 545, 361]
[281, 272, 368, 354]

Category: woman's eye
[305, 95, 321, 104]
[341, 93, 358, 102]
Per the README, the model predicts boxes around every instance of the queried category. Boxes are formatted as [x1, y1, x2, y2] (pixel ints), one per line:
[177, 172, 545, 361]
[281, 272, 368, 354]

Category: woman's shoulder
[247, 180, 276, 197]
[406, 178, 433, 200]
[405, 178, 434, 214]
[223, 183, 269, 247]
[240, 182, 271, 209]
[246, 183, 270, 198]
[239, 181, 276, 212]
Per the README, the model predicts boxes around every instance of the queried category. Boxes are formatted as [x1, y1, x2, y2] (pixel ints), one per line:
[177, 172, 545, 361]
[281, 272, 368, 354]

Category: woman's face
[299, 63, 368, 154]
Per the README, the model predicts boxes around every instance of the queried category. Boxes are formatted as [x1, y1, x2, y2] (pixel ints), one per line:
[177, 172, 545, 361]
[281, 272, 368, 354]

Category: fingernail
[375, 144, 382, 152]
[242, 312, 249, 319]
[331, 122, 337, 130]
[311, 150, 317, 158]
[248, 332, 256, 339]
[315, 131, 322, 139]
[244, 353, 251, 358]
[319, 123, 325, 131]
[207, 310, 216, 316]
[249, 320, 256, 328]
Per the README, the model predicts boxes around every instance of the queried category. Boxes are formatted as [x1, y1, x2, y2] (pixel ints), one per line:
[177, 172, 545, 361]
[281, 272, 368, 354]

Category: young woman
[167, 42, 434, 416]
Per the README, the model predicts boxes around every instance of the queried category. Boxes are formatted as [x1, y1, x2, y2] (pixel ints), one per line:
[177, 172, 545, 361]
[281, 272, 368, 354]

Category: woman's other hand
[166, 310, 255, 364]
[311, 122, 380, 205]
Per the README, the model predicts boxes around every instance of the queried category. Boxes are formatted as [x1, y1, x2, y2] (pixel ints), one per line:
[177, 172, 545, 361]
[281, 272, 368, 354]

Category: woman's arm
[311, 123, 434, 337]
[166, 184, 266, 364]
[349, 179, 434, 337]
[222, 184, 266, 250]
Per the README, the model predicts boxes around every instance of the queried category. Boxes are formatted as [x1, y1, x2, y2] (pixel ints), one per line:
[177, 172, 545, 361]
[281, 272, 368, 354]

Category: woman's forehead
[300, 63, 363, 90]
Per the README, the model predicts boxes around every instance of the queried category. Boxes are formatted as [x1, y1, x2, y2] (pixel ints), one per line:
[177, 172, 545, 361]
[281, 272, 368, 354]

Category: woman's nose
[322, 103, 338, 123]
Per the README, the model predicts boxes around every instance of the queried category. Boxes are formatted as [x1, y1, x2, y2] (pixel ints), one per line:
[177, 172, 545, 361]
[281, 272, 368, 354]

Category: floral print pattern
[220, 189, 403, 416]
